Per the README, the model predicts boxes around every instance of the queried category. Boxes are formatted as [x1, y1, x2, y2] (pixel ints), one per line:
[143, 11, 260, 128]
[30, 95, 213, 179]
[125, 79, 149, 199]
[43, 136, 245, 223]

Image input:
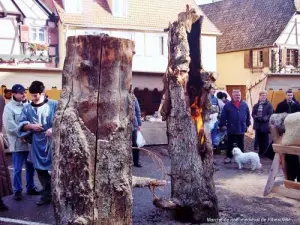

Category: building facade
[0, 0, 61, 95]
[201, 0, 300, 100]
[48, 0, 220, 115]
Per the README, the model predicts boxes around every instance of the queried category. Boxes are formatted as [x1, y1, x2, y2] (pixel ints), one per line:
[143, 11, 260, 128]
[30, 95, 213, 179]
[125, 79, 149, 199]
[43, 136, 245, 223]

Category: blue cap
[11, 84, 26, 94]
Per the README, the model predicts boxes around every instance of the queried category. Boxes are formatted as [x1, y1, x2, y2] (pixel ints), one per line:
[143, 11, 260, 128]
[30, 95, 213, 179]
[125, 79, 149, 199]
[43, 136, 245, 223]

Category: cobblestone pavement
[0, 136, 299, 225]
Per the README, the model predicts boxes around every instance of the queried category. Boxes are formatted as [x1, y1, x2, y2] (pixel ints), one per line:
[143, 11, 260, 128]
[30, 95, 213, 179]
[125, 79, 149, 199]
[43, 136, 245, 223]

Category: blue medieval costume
[17, 99, 57, 171]
[17, 98, 57, 203]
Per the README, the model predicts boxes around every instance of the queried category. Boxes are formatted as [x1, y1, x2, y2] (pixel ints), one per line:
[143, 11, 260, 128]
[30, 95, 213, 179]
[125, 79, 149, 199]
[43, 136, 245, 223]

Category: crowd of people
[0, 81, 57, 211]
[0, 81, 144, 211]
[1, 81, 299, 213]
[209, 87, 300, 182]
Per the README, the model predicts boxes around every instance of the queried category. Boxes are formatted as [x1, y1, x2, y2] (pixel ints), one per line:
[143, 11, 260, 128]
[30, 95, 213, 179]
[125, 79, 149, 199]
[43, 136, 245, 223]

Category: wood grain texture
[52, 35, 134, 225]
[160, 6, 219, 222]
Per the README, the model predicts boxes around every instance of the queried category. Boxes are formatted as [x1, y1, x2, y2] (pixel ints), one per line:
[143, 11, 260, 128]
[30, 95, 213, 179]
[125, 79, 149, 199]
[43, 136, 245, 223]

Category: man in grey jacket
[3, 84, 39, 201]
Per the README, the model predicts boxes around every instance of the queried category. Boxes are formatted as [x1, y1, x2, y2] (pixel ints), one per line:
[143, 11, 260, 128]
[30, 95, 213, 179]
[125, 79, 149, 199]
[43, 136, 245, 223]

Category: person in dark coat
[275, 90, 300, 114]
[0, 96, 13, 211]
[252, 90, 273, 156]
[132, 94, 142, 167]
[275, 90, 300, 182]
[220, 89, 251, 163]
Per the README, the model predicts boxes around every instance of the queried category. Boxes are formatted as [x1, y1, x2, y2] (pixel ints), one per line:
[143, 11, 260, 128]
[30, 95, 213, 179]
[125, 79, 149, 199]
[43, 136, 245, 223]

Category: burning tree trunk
[158, 6, 219, 222]
[52, 35, 134, 225]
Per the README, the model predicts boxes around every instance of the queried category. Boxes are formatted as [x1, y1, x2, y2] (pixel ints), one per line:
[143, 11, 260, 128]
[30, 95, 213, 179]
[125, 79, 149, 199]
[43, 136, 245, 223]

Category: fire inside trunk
[190, 97, 204, 144]
[187, 17, 205, 145]
[157, 6, 219, 222]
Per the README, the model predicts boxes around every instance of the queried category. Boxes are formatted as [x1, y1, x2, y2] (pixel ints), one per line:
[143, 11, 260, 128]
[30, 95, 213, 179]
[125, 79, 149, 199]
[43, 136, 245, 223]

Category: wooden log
[132, 176, 167, 188]
[264, 153, 280, 196]
[284, 180, 300, 190]
[160, 5, 219, 223]
[273, 144, 300, 156]
[279, 153, 288, 179]
[272, 186, 300, 201]
[52, 35, 134, 225]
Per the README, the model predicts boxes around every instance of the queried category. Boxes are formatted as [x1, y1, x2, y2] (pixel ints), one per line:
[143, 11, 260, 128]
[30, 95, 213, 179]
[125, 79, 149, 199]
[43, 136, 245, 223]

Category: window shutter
[48, 27, 58, 45]
[263, 48, 269, 68]
[244, 50, 251, 68]
[20, 25, 29, 43]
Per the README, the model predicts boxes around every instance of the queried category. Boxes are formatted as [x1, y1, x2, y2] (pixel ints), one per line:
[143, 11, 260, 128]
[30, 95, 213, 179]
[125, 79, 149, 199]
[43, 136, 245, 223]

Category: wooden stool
[263, 144, 300, 200]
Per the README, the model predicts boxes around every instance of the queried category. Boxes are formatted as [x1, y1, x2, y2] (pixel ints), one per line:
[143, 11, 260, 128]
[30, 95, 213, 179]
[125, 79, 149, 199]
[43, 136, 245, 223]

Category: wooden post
[158, 6, 219, 222]
[52, 35, 134, 225]
[263, 153, 280, 196]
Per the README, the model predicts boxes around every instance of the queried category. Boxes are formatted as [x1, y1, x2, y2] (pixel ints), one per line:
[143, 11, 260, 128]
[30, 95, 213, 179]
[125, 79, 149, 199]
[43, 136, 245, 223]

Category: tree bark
[132, 176, 167, 188]
[52, 35, 134, 225]
[160, 6, 219, 222]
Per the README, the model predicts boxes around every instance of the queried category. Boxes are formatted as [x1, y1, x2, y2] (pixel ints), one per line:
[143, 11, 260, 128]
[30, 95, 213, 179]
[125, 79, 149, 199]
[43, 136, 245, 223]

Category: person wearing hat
[3, 84, 39, 201]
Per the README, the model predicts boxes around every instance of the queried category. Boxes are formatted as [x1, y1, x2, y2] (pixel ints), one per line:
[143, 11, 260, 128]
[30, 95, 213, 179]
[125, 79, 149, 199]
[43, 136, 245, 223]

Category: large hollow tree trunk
[159, 6, 219, 222]
[52, 35, 134, 225]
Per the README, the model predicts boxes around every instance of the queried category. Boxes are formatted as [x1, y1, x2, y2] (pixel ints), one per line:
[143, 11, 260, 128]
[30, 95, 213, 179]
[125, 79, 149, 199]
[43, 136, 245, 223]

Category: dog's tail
[257, 162, 262, 169]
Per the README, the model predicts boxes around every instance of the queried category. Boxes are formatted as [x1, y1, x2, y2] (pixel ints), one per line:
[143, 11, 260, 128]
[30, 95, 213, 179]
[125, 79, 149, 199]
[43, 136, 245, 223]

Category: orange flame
[190, 97, 205, 144]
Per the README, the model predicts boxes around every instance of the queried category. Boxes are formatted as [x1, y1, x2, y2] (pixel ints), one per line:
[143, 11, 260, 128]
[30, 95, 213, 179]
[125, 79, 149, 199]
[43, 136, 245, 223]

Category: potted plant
[28, 43, 49, 56]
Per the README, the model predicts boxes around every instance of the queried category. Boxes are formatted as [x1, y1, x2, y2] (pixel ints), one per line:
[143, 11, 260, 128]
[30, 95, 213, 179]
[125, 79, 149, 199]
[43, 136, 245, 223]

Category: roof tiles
[52, 0, 220, 34]
[201, 0, 296, 53]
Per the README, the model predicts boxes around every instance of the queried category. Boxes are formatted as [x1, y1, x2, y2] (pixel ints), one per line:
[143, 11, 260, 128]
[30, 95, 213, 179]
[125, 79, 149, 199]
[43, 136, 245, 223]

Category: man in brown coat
[0, 96, 13, 210]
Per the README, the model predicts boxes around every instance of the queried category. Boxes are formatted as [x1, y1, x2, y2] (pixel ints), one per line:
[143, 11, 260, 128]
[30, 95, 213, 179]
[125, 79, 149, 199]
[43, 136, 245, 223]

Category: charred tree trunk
[52, 35, 134, 225]
[159, 6, 219, 222]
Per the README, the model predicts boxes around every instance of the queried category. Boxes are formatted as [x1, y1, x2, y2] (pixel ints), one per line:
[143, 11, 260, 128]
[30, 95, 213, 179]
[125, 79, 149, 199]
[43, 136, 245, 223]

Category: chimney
[295, 0, 300, 11]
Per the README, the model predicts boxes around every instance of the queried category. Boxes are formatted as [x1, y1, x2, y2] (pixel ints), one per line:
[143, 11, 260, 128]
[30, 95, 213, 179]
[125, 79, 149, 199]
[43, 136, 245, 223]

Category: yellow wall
[216, 51, 269, 89]
[267, 89, 300, 110]
[0, 69, 62, 90]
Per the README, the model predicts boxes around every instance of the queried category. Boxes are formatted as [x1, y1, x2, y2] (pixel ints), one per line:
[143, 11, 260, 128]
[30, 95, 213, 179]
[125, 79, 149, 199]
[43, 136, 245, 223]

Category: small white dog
[232, 147, 262, 170]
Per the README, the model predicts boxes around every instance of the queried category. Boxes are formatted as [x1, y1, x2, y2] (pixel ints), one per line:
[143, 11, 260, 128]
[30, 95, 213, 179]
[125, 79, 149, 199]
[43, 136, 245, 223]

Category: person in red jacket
[219, 89, 251, 164]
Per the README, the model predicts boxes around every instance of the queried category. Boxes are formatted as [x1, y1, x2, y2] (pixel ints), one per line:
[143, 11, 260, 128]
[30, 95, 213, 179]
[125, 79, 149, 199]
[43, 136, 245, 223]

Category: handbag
[136, 131, 146, 148]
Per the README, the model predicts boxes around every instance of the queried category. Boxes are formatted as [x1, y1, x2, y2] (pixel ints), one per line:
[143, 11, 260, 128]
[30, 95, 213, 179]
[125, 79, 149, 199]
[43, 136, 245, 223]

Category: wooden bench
[263, 144, 300, 200]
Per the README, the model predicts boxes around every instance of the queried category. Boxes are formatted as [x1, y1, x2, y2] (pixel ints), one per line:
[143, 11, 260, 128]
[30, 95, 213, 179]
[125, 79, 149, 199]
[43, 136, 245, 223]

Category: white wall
[132, 73, 163, 91]
[197, 0, 223, 5]
[67, 28, 217, 73]
[0, 17, 21, 54]
[67, 28, 169, 73]
[202, 35, 217, 72]
[276, 14, 300, 47]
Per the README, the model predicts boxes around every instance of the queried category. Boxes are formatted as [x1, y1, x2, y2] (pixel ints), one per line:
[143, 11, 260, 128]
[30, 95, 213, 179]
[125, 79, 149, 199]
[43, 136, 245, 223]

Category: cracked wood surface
[52, 35, 134, 225]
[159, 6, 219, 222]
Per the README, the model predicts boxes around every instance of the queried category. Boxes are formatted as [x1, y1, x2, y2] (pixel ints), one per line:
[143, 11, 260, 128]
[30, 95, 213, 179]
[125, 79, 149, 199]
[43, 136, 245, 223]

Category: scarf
[257, 100, 265, 118]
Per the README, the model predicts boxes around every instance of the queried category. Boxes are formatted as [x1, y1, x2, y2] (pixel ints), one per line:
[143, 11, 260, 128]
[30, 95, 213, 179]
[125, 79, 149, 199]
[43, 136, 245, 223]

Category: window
[252, 49, 264, 68]
[159, 36, 164, 56]
[145, 34, 164, 56]
[112, 0, 128, 17]
[287, 49, 299, 67]
[63, 0, 82, 13]
[30, 27, 47, 43]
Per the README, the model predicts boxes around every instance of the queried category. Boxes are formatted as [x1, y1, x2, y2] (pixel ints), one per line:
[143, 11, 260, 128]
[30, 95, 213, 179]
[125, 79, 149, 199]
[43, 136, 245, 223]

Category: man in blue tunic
[18, 81, 57, 205]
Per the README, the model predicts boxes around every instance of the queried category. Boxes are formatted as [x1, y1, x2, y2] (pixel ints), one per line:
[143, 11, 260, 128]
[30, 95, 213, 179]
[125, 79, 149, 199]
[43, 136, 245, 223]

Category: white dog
[232, 147, 262, 170]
